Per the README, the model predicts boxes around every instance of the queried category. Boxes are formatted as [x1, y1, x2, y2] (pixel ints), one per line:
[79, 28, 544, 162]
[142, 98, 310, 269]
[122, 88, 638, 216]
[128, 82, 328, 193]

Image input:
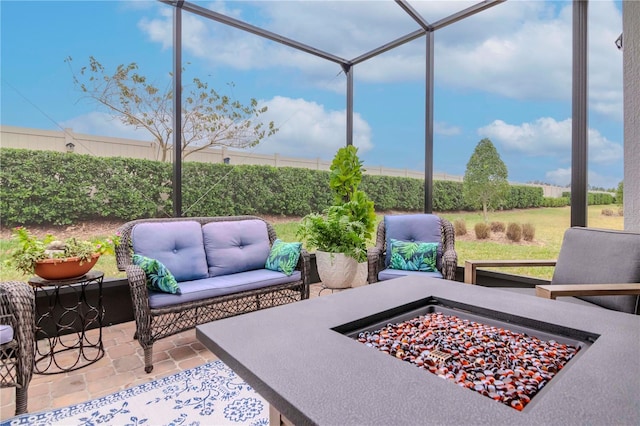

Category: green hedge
[561, 191, 615, 205]
[541, 196, 570, 207]
[502, 186, 544, 209]
[1, 148, 549, 226]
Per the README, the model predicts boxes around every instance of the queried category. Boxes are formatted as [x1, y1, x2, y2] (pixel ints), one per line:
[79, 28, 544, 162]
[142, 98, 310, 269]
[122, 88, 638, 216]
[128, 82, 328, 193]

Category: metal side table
[28, 270, 105, 374]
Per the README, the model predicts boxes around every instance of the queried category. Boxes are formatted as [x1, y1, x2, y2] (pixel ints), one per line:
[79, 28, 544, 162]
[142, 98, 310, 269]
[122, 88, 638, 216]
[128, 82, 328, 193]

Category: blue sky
[1, 0, 624, 189]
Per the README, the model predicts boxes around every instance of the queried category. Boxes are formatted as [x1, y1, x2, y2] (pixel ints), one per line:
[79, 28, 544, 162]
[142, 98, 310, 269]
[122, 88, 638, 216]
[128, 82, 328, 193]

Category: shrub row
[562, 191, 615, 205]
[0, 148, 553, 226]
[541, 196, 570, 207]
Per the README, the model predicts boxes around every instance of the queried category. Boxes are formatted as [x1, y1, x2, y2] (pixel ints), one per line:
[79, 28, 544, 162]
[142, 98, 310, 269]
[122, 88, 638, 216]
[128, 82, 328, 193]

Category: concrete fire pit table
[196, 276, 640, 425]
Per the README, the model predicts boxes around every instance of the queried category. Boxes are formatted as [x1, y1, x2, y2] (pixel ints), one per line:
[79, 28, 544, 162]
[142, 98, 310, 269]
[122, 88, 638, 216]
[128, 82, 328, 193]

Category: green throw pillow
[389, 239, 438, 272]
[133, 254, 181, 294]
[265, 239, 302, 276]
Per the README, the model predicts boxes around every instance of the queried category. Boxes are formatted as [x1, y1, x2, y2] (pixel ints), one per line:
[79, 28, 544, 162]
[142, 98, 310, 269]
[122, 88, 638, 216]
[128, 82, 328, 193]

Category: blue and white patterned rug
[2, 360, 268, 426]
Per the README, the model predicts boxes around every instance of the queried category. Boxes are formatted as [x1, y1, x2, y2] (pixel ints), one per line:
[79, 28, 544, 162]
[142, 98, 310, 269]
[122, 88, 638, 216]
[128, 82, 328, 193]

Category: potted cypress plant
[297, 145, 376, 289]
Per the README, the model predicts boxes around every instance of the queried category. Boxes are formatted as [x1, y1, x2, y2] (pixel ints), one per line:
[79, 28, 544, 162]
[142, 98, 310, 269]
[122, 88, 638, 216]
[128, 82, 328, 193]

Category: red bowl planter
[34, 254, 100, 280]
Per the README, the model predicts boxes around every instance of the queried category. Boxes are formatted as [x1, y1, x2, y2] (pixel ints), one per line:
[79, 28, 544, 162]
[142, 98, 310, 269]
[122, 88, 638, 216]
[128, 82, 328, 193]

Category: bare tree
[66, 56, 277, 162]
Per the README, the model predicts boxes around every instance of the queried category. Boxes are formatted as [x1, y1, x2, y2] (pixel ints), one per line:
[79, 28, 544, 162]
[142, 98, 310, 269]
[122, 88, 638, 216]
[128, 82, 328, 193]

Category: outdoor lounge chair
[368, 214, 457, 282]
[465, 227, 640, 314]
[0, 281, 36, 415]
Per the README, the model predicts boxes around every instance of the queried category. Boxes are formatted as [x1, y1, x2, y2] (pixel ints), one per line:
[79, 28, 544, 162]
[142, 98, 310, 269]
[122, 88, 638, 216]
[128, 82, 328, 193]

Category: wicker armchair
[368, 214, 457, 283]
[1, 281, 36, 415]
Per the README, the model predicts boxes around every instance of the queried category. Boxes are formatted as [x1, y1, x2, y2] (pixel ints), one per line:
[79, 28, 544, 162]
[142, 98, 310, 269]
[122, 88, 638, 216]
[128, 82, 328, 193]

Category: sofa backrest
[203, 219, 271, 277]
[552, 227, 640, 314]
[384, 214, 442, 268]
[131, 221, 209, 282]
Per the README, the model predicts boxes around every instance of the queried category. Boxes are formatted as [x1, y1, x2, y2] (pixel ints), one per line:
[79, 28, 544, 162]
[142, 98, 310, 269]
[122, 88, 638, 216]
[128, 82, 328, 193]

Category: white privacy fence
[0, 125, 568, 197]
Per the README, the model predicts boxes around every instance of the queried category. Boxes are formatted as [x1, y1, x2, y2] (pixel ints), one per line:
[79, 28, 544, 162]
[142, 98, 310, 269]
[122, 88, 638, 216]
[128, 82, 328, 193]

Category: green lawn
[442, 206, 623, 279]
[0, 206, 623, 282]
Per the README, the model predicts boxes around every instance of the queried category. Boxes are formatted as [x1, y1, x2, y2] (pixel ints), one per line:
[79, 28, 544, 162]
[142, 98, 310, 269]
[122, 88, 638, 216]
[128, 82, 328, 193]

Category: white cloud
[478, 117, 622, 164]
[60, 112, 153, 141]
[545, 167, 621, 189]
[137, 1, 622, 116]
[545, 167, 572, 186]
[60, 98, 373, 161]
[253, 96, 373, 159]
[434, 121, 461, 136]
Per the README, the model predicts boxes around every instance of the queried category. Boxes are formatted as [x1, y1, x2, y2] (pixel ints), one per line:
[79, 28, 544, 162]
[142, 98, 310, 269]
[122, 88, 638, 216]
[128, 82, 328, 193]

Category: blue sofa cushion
[384, 214, 442, 269]
[0, 324, 14, 345]
[378, 268, 443, 281]
[132, 221, 208, 282]
[552, 227, 640, 314]
[203, 220, 271, 277]
[148, 269, 302, 309]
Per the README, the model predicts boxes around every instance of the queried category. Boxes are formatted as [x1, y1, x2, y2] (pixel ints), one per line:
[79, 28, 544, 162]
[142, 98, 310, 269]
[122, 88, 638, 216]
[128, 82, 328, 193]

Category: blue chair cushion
[378, 268, 443, 281]
[0, 324, 14, 345]
[132, 221, 208, 282]
[384, 214, 442, 269]
[147, 269, 302, 309]
[203, 220, 271, 277]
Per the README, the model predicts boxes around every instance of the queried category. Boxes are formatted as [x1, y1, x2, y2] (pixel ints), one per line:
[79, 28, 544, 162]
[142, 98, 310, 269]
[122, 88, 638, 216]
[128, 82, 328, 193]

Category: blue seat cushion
[0, 324, 14, 345]
[203, 220, 271, 277]
[384, 214, 442, 270]
[132, 221, 208, 282]
[378, 268, 443, 281]
[148, 269, 302, 309]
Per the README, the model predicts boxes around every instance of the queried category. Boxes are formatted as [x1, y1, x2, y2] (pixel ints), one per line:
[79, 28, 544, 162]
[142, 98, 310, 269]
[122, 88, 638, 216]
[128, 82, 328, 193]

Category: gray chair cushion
[203, 220, 271, 277]
[384, 214, 442, 269]
[148, 269, 301, 309]
[132, 221, 209, 282]
[552, 227, 640, 314]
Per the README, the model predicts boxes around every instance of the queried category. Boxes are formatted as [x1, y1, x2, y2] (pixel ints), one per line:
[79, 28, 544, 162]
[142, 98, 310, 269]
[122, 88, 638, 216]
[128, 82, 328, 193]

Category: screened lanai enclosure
[161, 0, 592, 226]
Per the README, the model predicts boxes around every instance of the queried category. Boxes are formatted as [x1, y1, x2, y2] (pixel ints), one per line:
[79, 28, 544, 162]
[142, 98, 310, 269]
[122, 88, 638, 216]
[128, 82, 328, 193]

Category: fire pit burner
[354, 311, 581, 411]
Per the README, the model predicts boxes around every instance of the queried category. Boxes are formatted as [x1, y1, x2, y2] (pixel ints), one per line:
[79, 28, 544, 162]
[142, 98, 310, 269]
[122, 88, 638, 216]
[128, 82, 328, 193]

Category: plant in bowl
[297, 146, 376, 289]
[7, 227, 119, 280]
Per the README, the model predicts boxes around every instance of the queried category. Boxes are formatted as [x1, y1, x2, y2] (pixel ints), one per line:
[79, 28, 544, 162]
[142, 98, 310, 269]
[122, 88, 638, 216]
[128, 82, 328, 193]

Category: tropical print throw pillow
[265, 239, 302, 276]
[133, 254, 181, 294]
[389, 239, 438, 272]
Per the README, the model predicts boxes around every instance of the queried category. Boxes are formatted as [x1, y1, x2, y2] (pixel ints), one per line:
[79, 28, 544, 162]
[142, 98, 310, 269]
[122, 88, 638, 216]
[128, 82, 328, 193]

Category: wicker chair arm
[297, 249, 311, 299]
[116, 221, 135, 272]
[0, 312, 16, 329]
[125, 264, 150, 300]
[125, 264, 152, 334]
[367, 247, 382, 283]
[0, 281, 35, 393]
[441, 248, 458, 281]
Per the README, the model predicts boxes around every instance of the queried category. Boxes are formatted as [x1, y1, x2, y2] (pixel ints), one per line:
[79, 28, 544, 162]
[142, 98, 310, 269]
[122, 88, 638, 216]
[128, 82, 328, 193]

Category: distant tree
[616, 181, 624, 206]
[66, 56, 277, 162]
[463, 138, 510, 222]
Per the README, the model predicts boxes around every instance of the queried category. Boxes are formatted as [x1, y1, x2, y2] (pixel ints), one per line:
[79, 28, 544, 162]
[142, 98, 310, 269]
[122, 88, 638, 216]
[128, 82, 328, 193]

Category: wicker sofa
[116, 216, 310, 373]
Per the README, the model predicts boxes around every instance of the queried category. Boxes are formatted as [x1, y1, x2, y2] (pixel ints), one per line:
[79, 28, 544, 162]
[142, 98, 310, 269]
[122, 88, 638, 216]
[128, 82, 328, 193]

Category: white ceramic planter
[316, 251, 368, 289]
